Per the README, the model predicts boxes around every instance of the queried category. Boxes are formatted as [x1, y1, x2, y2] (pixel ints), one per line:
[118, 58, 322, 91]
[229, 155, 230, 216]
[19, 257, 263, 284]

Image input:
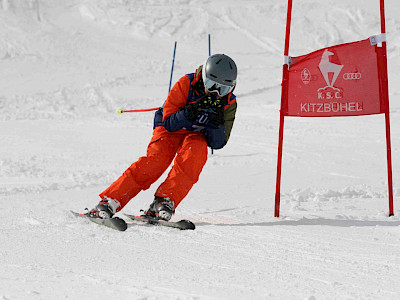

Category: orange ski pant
[99, 126, 208, 212]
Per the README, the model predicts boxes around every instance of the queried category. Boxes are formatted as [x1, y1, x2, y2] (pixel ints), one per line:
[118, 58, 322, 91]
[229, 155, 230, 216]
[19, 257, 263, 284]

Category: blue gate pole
[168, 41, 177, 93]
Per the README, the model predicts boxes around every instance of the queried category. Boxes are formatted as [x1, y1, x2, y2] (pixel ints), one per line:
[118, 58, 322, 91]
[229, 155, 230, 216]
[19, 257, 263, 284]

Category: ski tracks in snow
[193, 221, 400, 298]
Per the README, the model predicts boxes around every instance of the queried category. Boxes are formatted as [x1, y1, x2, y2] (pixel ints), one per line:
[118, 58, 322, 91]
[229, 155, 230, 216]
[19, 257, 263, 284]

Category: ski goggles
[203, 77, 235, 97]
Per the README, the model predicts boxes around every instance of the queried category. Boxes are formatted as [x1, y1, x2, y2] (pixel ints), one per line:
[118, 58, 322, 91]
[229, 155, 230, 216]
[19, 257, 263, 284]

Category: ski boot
[144, 196, 175, 221]
[88, 198, 120, 219]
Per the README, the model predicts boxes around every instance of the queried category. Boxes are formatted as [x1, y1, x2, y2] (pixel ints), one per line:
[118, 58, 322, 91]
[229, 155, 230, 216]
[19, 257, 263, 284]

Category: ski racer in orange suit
[89, 54, 238, 221]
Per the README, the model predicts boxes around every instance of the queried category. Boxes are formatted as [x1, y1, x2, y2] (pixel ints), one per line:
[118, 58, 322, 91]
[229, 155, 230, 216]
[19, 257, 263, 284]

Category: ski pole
[117, 107, 159, 114]
[168, 41, 177, 93]
[208, 34, 211, 56]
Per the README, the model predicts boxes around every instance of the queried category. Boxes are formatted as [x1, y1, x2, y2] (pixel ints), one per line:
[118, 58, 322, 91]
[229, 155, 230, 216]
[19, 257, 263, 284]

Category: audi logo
[343, 73, 362, 80]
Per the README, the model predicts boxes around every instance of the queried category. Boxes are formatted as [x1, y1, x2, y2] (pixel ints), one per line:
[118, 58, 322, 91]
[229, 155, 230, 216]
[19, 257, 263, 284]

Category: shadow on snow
[196, 217, 400, 228]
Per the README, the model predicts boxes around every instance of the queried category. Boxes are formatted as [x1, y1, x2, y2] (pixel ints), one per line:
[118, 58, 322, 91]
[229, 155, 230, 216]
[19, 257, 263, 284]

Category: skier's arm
[163, 109, 196, 132]
[202, 101, 236, 149]
[223, 101, 237, 143]
[162, 75, 196, 132]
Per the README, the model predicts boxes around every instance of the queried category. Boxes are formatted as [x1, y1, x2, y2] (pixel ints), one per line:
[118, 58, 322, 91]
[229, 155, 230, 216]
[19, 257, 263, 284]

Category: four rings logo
[343, 73, 362, 80]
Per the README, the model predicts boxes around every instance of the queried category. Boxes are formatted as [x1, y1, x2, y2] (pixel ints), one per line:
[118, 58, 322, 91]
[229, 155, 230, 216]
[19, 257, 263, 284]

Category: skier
[88, 54, 238, 221]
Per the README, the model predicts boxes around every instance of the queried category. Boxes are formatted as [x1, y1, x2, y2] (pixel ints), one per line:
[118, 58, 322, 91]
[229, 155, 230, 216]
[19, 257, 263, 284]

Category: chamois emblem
[318, 49, 343, 87]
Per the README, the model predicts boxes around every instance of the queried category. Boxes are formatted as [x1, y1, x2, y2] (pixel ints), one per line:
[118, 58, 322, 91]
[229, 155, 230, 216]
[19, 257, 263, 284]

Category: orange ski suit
[99, 69, 236, 212]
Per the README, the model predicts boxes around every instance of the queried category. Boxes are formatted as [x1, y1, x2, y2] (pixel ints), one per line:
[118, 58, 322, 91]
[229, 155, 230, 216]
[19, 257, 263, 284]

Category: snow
[1, 0, 400, 299]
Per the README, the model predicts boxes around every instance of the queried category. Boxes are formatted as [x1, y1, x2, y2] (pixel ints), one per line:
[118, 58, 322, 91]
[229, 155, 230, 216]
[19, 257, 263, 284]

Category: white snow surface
[1, 0, 400, 299]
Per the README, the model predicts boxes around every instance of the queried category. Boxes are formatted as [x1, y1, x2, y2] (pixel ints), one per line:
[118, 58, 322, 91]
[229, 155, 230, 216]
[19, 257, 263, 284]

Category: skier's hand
[199, 94, 224, 110]
[186, 101, 201, 121]
[186, 94, 224, 121]
[203, 94, 225, 126]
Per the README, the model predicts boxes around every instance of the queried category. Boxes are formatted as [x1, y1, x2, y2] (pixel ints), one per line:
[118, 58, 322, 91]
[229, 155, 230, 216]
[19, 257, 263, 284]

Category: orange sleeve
[162, 75, 190, 121]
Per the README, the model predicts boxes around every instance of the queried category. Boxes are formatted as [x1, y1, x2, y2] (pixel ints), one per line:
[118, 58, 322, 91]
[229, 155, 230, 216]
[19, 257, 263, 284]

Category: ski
[124, 214, 195, 230]
[70, 210, 127, 231]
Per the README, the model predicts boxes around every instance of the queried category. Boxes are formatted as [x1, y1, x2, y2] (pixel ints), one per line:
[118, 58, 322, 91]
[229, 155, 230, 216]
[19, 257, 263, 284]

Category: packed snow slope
[1, 0, 400, 299]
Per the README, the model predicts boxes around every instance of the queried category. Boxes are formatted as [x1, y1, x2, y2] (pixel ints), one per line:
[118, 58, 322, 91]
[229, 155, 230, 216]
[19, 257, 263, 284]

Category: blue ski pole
[208, 34, 211, 56]
[168, 41, 177, 93]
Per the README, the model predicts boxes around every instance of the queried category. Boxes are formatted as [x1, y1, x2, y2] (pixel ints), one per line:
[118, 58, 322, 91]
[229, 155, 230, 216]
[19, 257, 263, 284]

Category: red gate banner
[275, 0, 394, 218]
[284, 38, 386, 117]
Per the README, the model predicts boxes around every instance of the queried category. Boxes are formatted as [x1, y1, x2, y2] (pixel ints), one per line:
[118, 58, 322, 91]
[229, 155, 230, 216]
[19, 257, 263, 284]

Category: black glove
[186, 94, 225, 123]
[202, 94, 224, 111]
[186, 100, 202, 121]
